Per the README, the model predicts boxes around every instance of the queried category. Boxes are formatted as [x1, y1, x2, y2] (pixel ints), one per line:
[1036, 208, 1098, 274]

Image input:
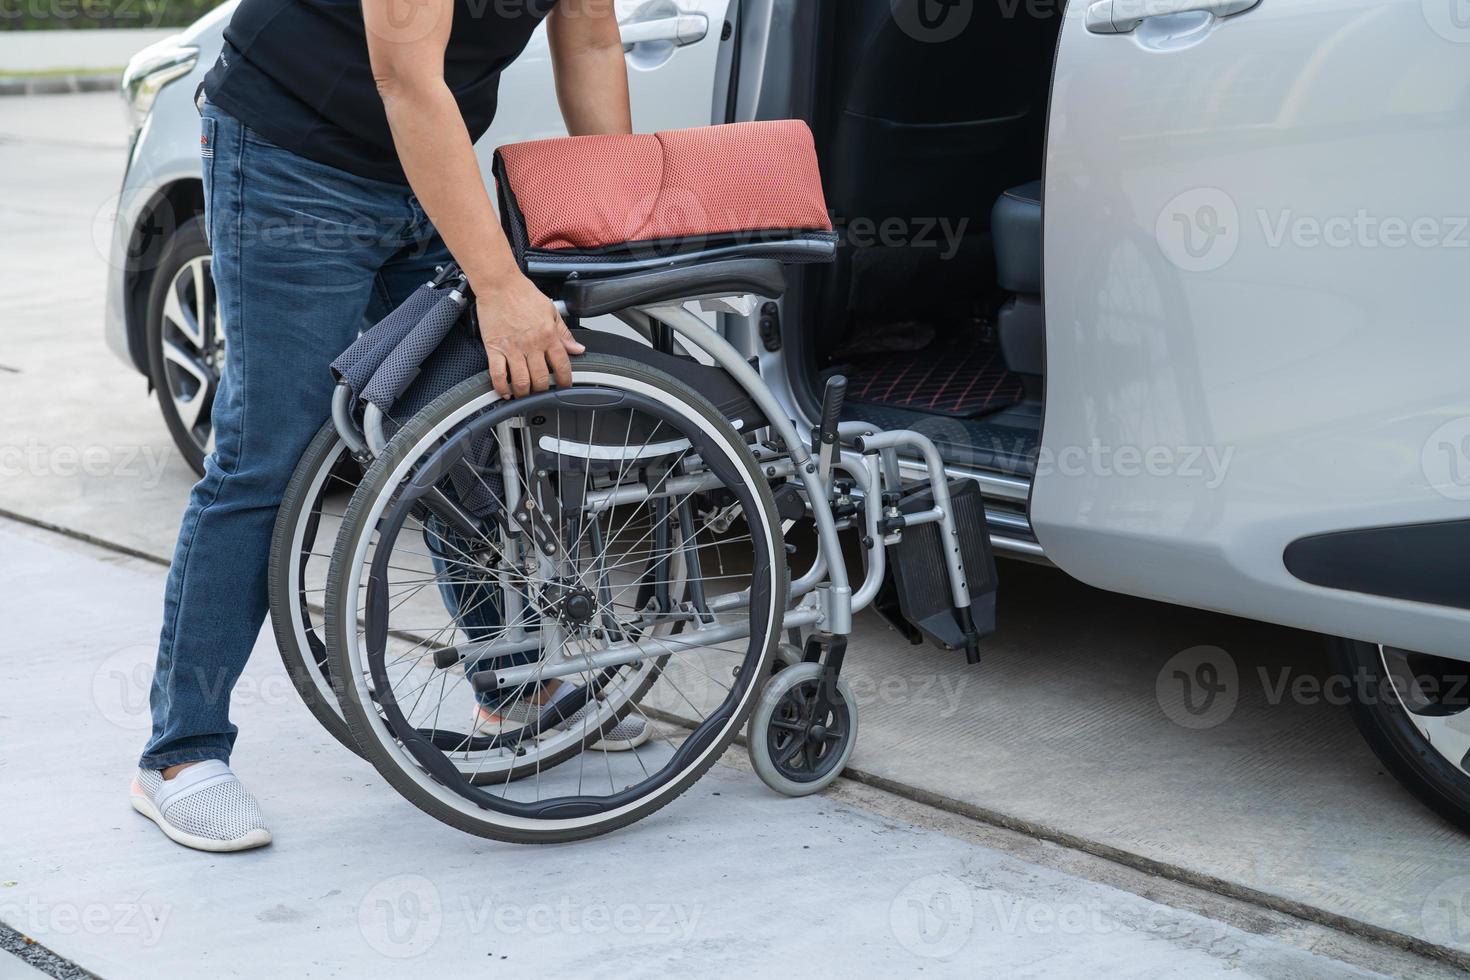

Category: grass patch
[0, 66, 122, 79]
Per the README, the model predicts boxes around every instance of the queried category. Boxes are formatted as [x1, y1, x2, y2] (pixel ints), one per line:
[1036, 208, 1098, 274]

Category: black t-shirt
[204, 0, 559, 184]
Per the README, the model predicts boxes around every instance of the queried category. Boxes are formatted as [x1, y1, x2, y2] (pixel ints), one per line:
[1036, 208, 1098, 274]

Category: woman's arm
[548, 0, 633, 137]
[363, 0, 589, 399]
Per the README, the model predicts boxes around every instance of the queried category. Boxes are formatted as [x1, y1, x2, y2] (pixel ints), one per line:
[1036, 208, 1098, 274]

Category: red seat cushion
[494, 120, 832, 255]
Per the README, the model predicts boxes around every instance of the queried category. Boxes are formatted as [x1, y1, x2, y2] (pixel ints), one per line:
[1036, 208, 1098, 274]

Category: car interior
[790, 0, 1064, 502]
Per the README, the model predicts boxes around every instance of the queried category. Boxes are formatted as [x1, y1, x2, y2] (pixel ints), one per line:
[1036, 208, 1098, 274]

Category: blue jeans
[423, 515, 537, 712]
[140, 102, 454, 769]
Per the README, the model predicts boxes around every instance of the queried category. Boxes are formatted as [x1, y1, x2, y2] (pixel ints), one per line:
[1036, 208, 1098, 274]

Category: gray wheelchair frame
[328, 280, 980, 709]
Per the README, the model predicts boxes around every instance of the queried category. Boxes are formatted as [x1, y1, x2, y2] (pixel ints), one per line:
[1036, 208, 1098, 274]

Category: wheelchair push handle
[814, 374, 848, 481]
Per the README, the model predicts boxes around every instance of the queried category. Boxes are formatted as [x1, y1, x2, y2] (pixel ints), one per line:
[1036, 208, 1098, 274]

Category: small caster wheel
[747, 662, 858, 797]
[772, 642, 803, 675]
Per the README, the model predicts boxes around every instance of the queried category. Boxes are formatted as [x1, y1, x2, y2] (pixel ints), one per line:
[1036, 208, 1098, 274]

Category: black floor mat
[838, 333, 1025, 419]
[842, 401, 1042, 479]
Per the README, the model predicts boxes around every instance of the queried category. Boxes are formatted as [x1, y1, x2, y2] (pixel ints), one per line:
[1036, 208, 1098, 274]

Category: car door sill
[890, 457, 1045, 561]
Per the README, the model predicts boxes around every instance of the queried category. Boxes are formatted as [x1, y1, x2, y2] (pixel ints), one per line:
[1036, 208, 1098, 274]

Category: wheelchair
[266, 122, 998, 843]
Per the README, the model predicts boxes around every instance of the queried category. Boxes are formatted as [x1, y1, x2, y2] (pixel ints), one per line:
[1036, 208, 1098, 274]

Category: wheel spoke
[331, 376, 779, 839]
[161, 275, 203, 350]
[188, 256, 211, 344]
[161, 340, 214, 432]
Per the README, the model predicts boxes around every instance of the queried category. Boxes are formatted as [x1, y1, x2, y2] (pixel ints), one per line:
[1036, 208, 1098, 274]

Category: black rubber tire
[1330, 637, 1470, 832]
[144, 216, 216, 478]
[268, 421, 363, 757]
[746, 662, 858, 797]
[325, 355, 785, 844]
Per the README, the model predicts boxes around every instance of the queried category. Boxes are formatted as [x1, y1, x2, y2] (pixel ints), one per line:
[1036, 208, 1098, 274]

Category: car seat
[991, 180, 1045, 378]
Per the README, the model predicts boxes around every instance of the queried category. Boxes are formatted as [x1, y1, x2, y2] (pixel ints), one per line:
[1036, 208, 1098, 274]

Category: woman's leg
[139, 106, 419, 769]
[376, 235, 544, 710]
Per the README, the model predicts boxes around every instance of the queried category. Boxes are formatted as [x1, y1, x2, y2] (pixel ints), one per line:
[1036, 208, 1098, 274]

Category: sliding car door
[1034, 0, 1470, 657]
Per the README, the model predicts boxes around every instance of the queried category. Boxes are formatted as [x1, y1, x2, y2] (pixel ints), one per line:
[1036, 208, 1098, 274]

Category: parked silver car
[108, 0, 1470, 829]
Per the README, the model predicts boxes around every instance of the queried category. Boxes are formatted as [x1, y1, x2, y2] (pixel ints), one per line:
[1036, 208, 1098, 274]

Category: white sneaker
[130, 761, 272, 852]
[478, 688, 651, 751]
[573, 703, 653, 752]
[474, 697, 538, 732]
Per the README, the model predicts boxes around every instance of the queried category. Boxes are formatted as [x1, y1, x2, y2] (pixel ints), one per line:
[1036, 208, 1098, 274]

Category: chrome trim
[985, 510, 1032, 533]
[990, 535, 1046, 559]
[896, 457, 1031, 502]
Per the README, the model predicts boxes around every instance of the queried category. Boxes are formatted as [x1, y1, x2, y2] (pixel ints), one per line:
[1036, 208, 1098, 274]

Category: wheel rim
[1378, 644, 1470, 775]
[765, 672, 852, 784]
[158, 255, 224, 457]
[333, 483, 688, 779]
[283, 434, 360, 723]
[336, 371, 782, 833]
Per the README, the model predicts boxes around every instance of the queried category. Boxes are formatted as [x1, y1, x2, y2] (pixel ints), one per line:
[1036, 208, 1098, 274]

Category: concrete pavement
[0, 520, 1450, 979]
[5, 91, 1470, 976]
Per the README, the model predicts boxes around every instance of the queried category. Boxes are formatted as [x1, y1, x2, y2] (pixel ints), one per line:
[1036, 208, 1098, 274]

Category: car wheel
[1331, 637, 1470, 831]
[144, 216, 222, 477]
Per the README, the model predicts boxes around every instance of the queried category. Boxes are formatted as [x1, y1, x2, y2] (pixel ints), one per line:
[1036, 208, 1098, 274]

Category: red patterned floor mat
[840, 334, 1025, 419]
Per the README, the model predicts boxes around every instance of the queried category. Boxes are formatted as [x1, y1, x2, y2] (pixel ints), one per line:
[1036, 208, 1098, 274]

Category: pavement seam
[0, 508, 170, 568]
[7, 508, 1466, 972]
[840, 766, 1470, 972]
[0, 920, 98, 980]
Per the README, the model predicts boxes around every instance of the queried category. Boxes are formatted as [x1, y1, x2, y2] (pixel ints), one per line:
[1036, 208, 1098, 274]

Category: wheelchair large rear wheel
[267, 420, 364, 755]
[324, 354, 785, 843]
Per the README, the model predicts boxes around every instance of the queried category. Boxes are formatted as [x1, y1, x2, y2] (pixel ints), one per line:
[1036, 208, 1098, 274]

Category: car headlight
[122, 39, 199, 131]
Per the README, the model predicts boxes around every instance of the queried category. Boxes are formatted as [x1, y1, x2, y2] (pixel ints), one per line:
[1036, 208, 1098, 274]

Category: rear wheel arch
[123, 180, 206, 376]
[1330, 636, 1470, 832]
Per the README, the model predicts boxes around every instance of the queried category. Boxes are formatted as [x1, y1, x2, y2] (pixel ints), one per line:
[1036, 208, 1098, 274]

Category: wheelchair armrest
[561, 258, 787, 319]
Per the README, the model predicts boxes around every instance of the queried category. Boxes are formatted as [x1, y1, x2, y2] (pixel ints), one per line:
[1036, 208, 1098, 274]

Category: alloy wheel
[158, 255, 224, 458]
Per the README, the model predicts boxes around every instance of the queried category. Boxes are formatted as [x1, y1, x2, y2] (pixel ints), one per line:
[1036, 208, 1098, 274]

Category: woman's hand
[476, 273, 585, 399]
[366, 0, 590, 403]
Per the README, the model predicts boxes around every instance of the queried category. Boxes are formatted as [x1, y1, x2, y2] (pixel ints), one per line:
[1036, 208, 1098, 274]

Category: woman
[130, 0, 635, 852]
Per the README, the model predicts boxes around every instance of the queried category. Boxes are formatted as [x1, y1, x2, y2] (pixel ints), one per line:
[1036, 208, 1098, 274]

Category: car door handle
[1085, 0, 1261, 33]
[620, 13, 710, 49]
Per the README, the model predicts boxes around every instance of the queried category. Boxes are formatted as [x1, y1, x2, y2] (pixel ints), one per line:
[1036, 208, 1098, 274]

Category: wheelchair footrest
[888, 479, 998, 655]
